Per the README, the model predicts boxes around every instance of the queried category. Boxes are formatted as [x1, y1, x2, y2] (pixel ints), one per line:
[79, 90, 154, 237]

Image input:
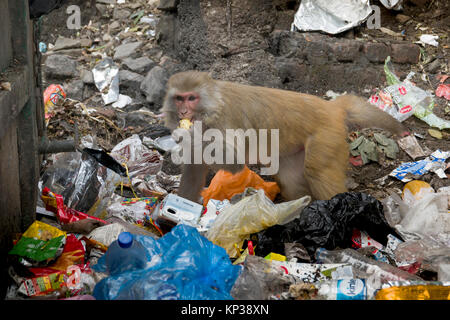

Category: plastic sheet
[206, 189, 311, 258]
[292, 0, 373, 34]
[254, 192, 400, 259]
[200, 166, 280, 207]
[92, 225, 241, 300]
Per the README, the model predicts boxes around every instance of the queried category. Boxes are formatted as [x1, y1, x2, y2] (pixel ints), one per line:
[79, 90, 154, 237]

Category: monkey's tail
[334, 94, 407, 136]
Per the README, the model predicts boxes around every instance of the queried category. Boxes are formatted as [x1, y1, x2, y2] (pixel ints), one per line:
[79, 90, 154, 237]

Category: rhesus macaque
[161, 71, 407, 203]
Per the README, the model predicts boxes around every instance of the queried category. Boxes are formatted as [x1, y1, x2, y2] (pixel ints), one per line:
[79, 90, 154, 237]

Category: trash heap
[5, 0, 449, 301]
[5, 132, 449, 299]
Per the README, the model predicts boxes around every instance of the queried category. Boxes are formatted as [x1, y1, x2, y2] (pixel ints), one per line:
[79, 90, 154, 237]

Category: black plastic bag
[254, 192, 401, 260]
[82, 148, 127, 177]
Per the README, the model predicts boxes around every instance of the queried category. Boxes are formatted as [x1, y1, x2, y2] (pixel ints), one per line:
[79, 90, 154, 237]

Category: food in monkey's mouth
[179, 118, 193, 129]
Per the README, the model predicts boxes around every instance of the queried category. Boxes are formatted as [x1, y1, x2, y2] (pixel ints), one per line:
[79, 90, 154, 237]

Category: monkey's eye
[188, 95, 196, 101]
[175, 95, 184, 102]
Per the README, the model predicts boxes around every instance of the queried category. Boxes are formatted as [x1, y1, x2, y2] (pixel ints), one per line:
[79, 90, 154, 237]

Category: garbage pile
[6, 0, 448, 301]
[5, 133, 449, 299]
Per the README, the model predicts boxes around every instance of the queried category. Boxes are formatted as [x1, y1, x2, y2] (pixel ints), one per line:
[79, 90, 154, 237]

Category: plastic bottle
[315, 279, 374, 300]
[315, 248, 422, 282]
[104, 232, 148, 275]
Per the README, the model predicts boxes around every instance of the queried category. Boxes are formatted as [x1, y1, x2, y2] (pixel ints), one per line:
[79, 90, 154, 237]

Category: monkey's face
[173, 91, 200, 121]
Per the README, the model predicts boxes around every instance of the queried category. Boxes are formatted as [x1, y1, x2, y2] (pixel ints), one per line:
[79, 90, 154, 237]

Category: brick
[330, 40, 361, 62]
[390, 43, 421, 64]
[363, 42, 391, 63]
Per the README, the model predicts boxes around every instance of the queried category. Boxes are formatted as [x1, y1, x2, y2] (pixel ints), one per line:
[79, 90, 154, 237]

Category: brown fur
[162, 71, 405, 202]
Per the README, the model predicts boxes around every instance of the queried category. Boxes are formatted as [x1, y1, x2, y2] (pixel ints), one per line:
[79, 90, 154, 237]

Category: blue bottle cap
[118, 232, 133, 248]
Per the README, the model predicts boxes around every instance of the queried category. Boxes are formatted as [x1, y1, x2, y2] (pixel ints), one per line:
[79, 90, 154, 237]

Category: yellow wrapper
[22, 220, 66, 240]
[376, 285, 450, 300]
[179, 119, 193, 129]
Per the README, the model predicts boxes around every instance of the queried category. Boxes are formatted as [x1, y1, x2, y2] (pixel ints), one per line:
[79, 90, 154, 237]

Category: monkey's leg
[275, 150, 312, 201]
[303, 132, 348, 200]
[177, 164, 209, 203]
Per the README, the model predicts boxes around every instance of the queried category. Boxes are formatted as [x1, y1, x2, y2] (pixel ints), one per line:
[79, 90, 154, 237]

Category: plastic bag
[387, 191, 449, 236]
[110, 134, 164, 178]
[394, 234, 450, 273]
[132, 171, 181, 198]
[40, 149, 122, 217]
[230, 255, 292, 300]
[206, 189, 311, 258]
[106, 197, 158, 226]
[374, 56, 450, 129]
[92, 224, 241, 300]
[200, 166, 280, 207]
[254, 192, 400, 259]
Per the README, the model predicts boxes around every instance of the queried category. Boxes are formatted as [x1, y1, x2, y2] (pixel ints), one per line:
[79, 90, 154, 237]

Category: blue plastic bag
[93, 224, 242, 300]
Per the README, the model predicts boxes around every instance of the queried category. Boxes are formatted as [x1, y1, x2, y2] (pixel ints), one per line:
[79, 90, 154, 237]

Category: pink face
[174, 91, 199, 121]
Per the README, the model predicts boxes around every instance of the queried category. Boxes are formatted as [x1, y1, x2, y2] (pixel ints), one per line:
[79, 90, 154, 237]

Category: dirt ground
[37, 0, 449, 202]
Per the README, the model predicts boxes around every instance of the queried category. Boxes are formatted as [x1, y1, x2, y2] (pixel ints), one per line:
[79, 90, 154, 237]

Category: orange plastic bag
[201, 166, 280, 207]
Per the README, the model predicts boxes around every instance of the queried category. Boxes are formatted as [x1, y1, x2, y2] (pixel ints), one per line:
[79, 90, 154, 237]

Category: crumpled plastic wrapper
[132, 171, 181, 197]
[206, 189, 311, 258]
[371, 57, 450, 129]
[389, 149, 450, 182]
[92, 58, 120, 105]
[106, 196, 151, 225]
[143, 135, 178, 153]
[292, 0, 373, 34]
[396, 135, 426, 160]
[110, 134, 164, 178]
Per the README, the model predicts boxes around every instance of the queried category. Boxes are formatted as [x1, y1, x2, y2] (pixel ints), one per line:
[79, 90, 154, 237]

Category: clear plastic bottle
[315, 248, 422, 282]
[315, 279, 373, 300]
[104, 232, 148, 275]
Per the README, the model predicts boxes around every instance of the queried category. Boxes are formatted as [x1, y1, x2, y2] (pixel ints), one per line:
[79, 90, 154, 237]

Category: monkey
[161, 71, 407, 203]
